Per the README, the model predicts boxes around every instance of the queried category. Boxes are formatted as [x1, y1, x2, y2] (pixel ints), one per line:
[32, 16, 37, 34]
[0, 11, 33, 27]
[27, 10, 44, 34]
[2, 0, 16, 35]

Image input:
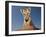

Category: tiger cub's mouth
[25, 19, 28, 22]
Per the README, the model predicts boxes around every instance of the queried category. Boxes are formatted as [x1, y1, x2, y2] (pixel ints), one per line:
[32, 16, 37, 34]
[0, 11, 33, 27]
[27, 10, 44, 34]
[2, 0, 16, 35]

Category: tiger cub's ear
[28, 8, 31, 14]
[20, 9, 24, 15]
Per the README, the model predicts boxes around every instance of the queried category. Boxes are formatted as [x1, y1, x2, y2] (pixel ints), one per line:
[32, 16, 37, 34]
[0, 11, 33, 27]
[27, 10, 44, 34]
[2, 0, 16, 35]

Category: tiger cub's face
[23, 8, 31, 22]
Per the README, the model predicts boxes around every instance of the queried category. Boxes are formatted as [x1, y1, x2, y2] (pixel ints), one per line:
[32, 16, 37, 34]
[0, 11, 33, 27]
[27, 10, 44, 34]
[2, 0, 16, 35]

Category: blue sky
[11, 6, 41, 31]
